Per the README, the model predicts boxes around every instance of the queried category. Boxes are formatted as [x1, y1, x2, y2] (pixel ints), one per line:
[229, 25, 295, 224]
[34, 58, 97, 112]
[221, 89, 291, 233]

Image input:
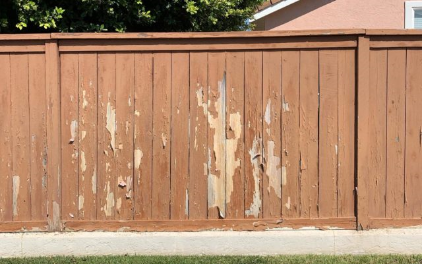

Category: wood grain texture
[299, 50, 319, 218]
[78, 53, 98, 220]
[262, 51, 282, 218]
[386, 49, 406, 219]
[0, 54, 12, 222]
[10, 53, 31, 221]
[357, 36, 371, 229]
[281, 51, 300, 218]
[170, 52, 190, 220]
[405, 49, 422, 218]
[337, 49, 356, 218]
[60, 53, 79, 221]
[115, 53, 135, 220]
[244, 51, 263, 219]
[134, 53, 153, 220]
[97, 53, 116, 220]
[225, 52, 245, 219]
[368, 50, 387, 219]
[28, 53, 47, 221]
[189, 52, 208, 219]
[318, 50, 338, 218]
[152, 53, 171, 220]
[207, 52, 227, 219]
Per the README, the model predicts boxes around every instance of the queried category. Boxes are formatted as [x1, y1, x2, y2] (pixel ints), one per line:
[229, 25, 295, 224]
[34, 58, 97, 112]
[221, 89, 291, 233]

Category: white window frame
[405, 1, 422, 29]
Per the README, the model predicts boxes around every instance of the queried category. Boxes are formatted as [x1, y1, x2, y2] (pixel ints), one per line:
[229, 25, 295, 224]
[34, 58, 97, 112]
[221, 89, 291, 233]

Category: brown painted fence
[0, 30, 421, 232]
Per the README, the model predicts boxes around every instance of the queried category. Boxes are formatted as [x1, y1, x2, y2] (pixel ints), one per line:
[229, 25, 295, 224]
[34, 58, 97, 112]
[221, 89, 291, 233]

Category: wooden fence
[0, 30, 421, 232]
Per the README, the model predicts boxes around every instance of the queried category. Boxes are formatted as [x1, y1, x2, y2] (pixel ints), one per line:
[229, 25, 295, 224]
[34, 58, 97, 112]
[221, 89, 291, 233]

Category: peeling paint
[81, 131, 87, 141]
[134, 110, 140, 117]
[104, 181, 114, 217]
[125, 121, 130, 135]
[282, 96, 290, 112]
[282, 166, 287, 186]
[116, 197, 122, 211]
[285, 196, 291, 210]
[207, 75, 226, 218]
[226, 112, 242, 204]
[69, 120, 78, 143]
[80, 151, 87, 172]
[264, 100, 271, 125]
[78, 195, 84, 210]
[161, 133, 167, 148]
[92, 166, 97, 194]
[82, 90, 88, 109]
[134, 149, 143, 169]
[185, 189, 189, 216]
[196, 86, 207, 115]
[106, 101, 116, 153]
[266, 141, 282, 199]
[12, 176, 20, 216]
[246, 136, 262, 217]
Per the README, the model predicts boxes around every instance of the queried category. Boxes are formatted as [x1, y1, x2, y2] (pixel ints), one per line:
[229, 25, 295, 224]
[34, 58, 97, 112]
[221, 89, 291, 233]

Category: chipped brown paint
[226, 112, 242, 205]
[12, 176, 20, 217]
[266, 141, 282, 199]
[246, 136, 262, 217]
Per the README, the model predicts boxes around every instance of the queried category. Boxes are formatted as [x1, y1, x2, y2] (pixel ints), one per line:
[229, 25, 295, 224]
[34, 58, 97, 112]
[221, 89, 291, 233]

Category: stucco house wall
[256, 0, 419, 31]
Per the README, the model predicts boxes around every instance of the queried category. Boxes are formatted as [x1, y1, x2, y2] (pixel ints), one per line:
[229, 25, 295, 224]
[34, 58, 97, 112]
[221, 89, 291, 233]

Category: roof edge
[252, 0, 301, 22]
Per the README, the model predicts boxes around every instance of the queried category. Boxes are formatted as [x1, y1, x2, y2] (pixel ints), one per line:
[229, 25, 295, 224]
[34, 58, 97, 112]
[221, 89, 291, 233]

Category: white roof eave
[251, 0, 301, 22]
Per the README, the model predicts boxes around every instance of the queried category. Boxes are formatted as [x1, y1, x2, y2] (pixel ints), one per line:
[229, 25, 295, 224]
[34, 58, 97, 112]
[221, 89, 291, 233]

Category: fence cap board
[0, 34, 51, 40]
[367, 29, 422, 35]
[50, 29, 365, 39]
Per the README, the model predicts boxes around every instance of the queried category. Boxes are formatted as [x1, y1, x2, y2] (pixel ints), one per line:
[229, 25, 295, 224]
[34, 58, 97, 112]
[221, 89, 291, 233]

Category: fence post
[45, 39, 62, 231]
[357, 35, 370, 230]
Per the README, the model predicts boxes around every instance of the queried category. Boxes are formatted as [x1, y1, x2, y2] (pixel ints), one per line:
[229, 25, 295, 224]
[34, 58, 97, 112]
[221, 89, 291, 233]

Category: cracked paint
[266, 141, 282, 199]
[12, 175, 19, 217]
[245, 136, 262, 217]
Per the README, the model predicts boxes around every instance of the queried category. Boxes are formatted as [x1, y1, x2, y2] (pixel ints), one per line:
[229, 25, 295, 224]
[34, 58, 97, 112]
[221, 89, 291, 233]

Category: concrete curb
[1, 229, 422, 257]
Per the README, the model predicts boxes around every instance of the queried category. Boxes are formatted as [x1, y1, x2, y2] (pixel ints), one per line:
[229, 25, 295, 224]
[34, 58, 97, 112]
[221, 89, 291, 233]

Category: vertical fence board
[152, 53, 171, 220]
[262, 51, 282, 218]
[0, 54, 12, 222]
[115, 53, 135, 220]
[97, 53, 116, 220]
[337, 49, 356, 218]
[78, 53, 98, 220]
[171, 52, 190, 220]
[368, 50, 387, 219]
[405, 49, 422, 218]
[318, 50, 339, 218]
[207, 52, 227, 219]
[29, 53, 47, 220]
[386, 49, 406, 219]
[134, 53, 153, 220]
[226, 52, 245, 219]
[244, 51, 263, 219]
[61, 54, 79, 221]
[281, 51, 300, 218]
[10, 54, 31, 221]
[189, 52, 208, 219]
[299, 50, 319, 218]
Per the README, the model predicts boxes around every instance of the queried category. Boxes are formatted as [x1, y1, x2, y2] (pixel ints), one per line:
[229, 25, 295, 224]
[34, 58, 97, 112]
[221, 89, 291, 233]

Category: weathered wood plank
[318, 50, 339, 218]
[170, 52, 190, 220]
[78, 53, 98, 220]
[152, 53, 171, 220]
[97, 53, 116, 220]
[299, 50, 319, 218]
[368, 50, 387, 219]
[10, 54, 31, 221]
[60, 53, 79, 221]
[386, 49, 406, 219]
[262, 51, 282, 218]
[405, 49, 422, 218]
[115, 53, 135, 220]
[134, 53, 153, 220]
[281, 51, 300, 218]
[225, 51, 245, 219]
[337, 49, 356, 218]
[189, 52, 208, 219]
[0, 54, 12, 222]
[357, 36, 371, 230]
[207, 52, 227, 219]
[244, 51, 263, 219]
[28, 53, 47, 220]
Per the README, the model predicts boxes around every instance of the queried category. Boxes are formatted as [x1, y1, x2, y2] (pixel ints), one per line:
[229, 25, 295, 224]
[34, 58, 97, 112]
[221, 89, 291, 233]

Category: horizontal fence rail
[0, 30, 421, 232]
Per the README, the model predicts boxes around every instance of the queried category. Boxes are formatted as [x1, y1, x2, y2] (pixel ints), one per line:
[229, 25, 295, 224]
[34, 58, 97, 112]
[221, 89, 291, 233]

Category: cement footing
[1, 229, 422, 257]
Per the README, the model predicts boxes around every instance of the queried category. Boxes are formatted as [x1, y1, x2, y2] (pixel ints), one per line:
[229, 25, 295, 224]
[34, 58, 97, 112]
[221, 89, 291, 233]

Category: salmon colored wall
[263, 0, 417, 30]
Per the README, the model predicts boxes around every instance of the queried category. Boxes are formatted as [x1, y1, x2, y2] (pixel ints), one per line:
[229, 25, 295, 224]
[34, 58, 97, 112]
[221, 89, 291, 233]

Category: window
[405, 1, 422, 29]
